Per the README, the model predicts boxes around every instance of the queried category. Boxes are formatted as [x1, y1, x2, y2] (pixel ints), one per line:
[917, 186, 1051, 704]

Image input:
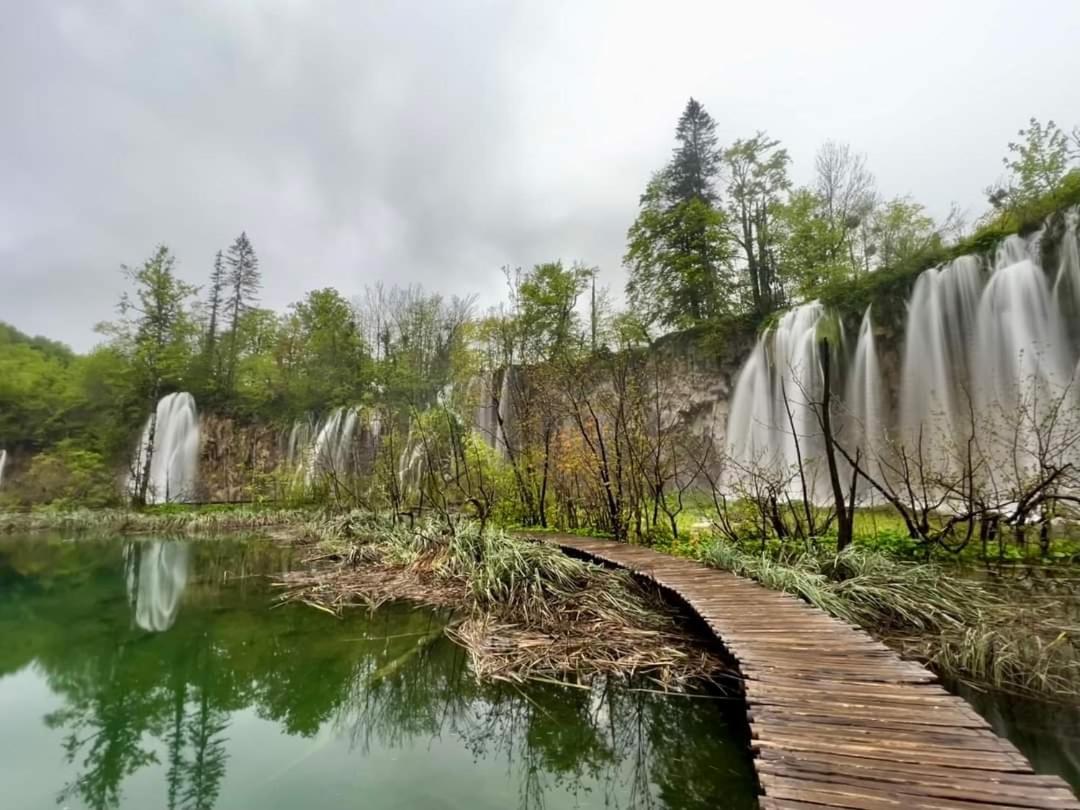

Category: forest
[2, 102, 1079, 522]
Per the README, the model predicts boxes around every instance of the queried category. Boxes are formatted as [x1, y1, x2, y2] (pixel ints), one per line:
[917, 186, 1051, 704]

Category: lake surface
[0, 533, 759, 810]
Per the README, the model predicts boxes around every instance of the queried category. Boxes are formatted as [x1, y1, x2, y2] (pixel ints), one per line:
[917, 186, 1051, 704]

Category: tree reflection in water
[0, 534, 757, 810]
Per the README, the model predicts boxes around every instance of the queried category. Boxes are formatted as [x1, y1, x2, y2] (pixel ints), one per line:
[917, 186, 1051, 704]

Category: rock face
[648, 327, 758, 448]
[197, 415, 284, 502]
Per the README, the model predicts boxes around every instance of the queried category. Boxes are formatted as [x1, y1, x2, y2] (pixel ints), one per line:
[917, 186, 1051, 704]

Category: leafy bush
[9, 442, 118, 508]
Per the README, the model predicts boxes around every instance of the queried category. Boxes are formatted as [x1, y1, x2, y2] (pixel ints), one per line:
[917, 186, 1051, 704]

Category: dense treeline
[2, 104, 1079, 522]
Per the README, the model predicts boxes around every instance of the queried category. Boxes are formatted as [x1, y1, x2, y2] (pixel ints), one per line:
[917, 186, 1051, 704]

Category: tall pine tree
[667, 98, 721, 205]
[624, 98, 732, 329]
[223, 232, 261, 397]
[203, 250, 225, 366]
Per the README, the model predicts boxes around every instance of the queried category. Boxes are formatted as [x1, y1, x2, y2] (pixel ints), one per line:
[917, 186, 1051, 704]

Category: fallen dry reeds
[277, 517, 728, 689]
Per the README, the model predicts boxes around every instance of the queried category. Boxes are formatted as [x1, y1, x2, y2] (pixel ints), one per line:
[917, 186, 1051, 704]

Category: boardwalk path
[536, 534, 1079, 810]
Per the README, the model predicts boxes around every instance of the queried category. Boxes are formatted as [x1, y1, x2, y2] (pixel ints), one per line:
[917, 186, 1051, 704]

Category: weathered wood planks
[538, 533, 1079, 810]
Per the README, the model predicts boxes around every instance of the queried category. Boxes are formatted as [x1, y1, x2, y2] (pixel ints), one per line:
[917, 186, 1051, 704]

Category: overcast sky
[3, 0, 1079, 351]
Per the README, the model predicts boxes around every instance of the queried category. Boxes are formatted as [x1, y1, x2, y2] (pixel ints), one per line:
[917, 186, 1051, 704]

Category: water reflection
[0, 534, 758, 810]
[125, 541, 190, 632]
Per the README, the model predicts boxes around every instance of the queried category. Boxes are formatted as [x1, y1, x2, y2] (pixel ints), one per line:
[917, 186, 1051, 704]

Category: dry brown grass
[277, 520, 729, 689]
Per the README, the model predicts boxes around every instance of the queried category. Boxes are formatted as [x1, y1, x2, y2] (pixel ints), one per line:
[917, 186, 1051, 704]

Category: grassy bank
[0, 505, 313, 535]
[685, 539, 1080, 699]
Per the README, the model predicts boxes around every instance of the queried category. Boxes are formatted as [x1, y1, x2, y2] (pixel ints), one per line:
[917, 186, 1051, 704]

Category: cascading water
[0, 449, 7, 490]
[846, 307, 887, 479]
[725, 302, 828, 498]
[397, 428, 427, 498]
[125, 540, 190, 632]
[129, 392, 200, 504]
[287, 407, 382, 487]
[286, 417, 316, 470]
[723, 206, 1080, 501]
[972, 234, 1074, 469]
[899, 255, 984, 455]
[305, 407, 360, 485]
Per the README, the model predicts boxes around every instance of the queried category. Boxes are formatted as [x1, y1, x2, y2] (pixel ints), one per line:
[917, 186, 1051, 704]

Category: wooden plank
[536, 534, 1080, 810]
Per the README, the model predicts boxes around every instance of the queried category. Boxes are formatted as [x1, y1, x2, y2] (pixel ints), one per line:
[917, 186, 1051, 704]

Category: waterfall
[899, 254, 984, 456]
[306, 407, 360, 485]
[972, 234, 1073, 470]
[125, 540, 190, 632]
[1054, 208, 1080, 352]
[286, 407, 382, 486]
[286, 417, 316, 470]
[397, 426, 426, 498]
[0, 449, 7, 490]
[724, 302, 828, 498]
[846, 307, 887, 478]
[130, 392, 200, 504]
[723, 206, 1080, 503]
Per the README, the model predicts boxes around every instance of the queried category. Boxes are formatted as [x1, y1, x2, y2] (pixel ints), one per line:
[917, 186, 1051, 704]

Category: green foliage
[513, 261, 592, 362]
[723, 131, 791, 313]
[625, 175, 733, 328]
[277, 288, 370, 416]
[3, 442, 118, 508]
[989, 118, 1077, 210]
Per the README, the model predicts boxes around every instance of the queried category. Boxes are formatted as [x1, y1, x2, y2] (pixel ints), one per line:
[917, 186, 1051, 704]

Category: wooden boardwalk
[539, 534, 1080, 810]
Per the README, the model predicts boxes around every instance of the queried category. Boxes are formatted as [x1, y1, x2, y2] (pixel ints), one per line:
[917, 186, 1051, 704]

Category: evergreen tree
[222, 232, 261, 396]
[624, 99, 732, 329]
[204, 251, 225, 358]
[667, 98, 721, 205]
[198, 250, 226, 397]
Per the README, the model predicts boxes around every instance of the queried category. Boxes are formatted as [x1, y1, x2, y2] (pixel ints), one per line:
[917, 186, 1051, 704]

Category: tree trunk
[819, 343, 853, 551]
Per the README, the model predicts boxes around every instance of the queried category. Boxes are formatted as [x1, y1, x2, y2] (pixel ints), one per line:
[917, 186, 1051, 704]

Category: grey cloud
[2, 0, 1079, 349]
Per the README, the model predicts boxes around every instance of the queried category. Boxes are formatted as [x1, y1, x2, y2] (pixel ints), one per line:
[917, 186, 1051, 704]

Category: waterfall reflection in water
[124, 540, 190, 632]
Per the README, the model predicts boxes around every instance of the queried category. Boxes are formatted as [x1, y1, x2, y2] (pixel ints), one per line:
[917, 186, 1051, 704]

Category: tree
[814, 141, 877, 269]
[625, 175, 732, 328]
[514, 261, 592, 363]
[203, 251, 225, 365]
[99, 245, 195, 504]
[774, 188, 849, 299]
[280, 288, 369, 414]
[723, 132, 791, 313]
[867, 196, 942, 268]
[624, 99, 733, 330]
[222, 232, 261, 397]
[988, 118, 1075, 210]
[667, 98, 721, 205]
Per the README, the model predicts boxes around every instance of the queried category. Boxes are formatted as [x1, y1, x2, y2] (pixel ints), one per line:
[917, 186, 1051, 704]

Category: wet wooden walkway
[539, 534, 1080, 810]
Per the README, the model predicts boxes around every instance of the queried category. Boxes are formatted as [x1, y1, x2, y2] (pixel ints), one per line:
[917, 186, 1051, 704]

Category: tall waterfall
[724, 206, 1080, 496]
[899, 255, 983, 454]
[130, 392, 200, 504]
[724, 302, 828, 497]
[125, 540, 190, 632]
[846, 307, 887, 478]
[0, 449, 7, 490]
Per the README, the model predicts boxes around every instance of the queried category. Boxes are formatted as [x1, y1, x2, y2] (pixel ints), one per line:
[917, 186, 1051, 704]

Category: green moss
[818, 172, 1080, 325]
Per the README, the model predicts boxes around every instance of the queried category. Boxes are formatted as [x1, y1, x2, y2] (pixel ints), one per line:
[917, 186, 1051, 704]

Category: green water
[0, 533, 758, 810]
